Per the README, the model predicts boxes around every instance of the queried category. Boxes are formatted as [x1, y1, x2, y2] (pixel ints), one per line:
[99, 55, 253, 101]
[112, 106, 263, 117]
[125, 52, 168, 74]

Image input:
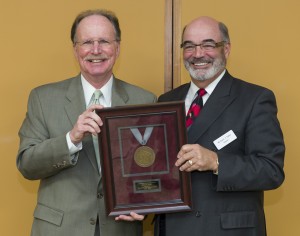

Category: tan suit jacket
[17, 75, 156, 236]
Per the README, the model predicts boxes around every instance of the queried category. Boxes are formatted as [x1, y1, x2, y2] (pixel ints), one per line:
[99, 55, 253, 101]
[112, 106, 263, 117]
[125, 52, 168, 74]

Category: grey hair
[218, 21, 230, 43]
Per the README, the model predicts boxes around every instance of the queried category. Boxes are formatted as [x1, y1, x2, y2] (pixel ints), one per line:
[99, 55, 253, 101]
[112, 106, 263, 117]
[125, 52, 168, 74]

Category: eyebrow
[182, 39, 217, 44]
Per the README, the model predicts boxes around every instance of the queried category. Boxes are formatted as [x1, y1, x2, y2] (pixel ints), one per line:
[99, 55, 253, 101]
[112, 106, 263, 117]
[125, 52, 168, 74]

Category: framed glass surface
[96, 101, 192, 216]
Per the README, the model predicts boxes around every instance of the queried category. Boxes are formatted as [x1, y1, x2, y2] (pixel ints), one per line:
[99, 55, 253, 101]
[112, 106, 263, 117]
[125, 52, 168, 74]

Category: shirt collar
[81, 74, 113, 107]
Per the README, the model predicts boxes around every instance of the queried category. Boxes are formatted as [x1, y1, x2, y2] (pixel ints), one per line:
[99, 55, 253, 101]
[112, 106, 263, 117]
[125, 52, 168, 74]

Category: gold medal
[134, 146, 156, 167]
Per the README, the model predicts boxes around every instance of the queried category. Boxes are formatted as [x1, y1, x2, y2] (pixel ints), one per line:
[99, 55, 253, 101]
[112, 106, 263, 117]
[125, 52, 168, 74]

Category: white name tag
[213, 130, 237, 150]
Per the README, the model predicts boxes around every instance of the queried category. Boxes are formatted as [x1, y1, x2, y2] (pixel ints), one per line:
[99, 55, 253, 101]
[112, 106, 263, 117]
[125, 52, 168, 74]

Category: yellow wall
[1, 0, 299, 236]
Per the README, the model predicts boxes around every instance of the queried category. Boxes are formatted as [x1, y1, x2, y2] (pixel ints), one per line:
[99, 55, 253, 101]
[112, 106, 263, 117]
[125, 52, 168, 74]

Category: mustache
[84, 56, 108, 61]
[188, 57, 213, 64]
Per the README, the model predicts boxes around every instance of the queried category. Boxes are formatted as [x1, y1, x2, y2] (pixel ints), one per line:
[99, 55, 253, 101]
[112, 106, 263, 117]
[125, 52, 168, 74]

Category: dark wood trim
[164, 0, 181, 92]
[164, 0, 173, 92]
[172, 0, 181, 89]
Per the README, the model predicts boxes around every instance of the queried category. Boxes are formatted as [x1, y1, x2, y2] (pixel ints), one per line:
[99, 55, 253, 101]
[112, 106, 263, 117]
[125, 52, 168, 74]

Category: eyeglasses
[74, 39, 118, 50]
[180, 41, 226, 53]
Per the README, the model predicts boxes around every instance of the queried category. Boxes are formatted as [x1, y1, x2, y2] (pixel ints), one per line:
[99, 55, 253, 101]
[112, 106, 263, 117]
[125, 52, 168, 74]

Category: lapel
[111, 77, 129, 106]
[64, 75, 99, 174]
[188, 72, 237, 144]
[64, 75, 86, 126]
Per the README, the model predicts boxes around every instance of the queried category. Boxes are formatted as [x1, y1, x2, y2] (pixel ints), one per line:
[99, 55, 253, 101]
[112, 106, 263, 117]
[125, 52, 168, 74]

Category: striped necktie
[88, 90, 102, 172]
[186, 88, 206, 127]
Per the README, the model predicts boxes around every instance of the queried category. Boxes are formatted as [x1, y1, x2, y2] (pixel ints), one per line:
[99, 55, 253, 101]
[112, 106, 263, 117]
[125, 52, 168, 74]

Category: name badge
[213, 130, 237, 150]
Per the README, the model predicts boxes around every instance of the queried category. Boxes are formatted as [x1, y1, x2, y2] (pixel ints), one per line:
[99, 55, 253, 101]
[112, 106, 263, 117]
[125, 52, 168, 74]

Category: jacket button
[195, 211, 202, 217]
[97, 193, 104, 199]
[90, 218, 96, 225]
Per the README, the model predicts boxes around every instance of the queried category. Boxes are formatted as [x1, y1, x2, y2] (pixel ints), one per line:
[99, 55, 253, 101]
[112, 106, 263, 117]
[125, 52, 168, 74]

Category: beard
[184, 55, 226, 81]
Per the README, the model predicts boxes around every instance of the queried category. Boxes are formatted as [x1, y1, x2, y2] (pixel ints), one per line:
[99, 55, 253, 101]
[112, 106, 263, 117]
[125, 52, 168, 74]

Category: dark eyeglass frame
[180, 40, 226, 52]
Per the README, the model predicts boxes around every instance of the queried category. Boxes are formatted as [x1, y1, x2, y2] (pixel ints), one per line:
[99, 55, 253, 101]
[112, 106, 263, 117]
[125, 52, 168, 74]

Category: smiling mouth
[86, 58, 107, 63]
[193, 62, 209, 66]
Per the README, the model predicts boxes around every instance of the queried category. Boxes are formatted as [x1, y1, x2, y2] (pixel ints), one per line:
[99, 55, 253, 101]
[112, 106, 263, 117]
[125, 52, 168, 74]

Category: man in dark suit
[17, 9, 156, 236]
[155, 16, 285, 236]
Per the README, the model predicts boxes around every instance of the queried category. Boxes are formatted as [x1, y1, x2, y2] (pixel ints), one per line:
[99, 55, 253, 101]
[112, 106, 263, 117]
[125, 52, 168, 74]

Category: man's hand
[69, 104, 103, 144]
[175, 144, 218, 172]
[115, 212, 145, 221]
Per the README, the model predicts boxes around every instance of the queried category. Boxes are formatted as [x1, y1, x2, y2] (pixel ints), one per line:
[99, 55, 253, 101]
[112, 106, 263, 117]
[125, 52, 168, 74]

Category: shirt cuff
[66, 132, 82, 155]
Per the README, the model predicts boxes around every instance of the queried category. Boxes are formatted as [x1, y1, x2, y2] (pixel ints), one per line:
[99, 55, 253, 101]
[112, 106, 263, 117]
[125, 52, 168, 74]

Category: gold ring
[188, 160, 193, 165]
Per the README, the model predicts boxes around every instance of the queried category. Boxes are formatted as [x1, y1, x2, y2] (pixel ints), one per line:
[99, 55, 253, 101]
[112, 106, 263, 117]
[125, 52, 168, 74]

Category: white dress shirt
[185, 69, 226, 115]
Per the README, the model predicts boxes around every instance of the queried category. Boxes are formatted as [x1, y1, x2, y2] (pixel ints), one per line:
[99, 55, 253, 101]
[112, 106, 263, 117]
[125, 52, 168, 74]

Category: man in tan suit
[17, 9, 156, 236]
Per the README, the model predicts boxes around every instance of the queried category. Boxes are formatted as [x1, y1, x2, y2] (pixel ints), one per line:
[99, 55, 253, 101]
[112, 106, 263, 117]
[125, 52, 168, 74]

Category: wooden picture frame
[96, 101, 192, 216]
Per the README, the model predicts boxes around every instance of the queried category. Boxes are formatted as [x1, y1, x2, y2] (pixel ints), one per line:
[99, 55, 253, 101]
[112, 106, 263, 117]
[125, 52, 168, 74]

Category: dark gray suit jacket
[17, 75, 156, 236]
[155, 71, 285, 236]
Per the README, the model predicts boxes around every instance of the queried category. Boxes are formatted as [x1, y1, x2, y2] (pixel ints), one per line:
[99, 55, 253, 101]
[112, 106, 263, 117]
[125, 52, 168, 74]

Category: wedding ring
[188, 160, 193, 166]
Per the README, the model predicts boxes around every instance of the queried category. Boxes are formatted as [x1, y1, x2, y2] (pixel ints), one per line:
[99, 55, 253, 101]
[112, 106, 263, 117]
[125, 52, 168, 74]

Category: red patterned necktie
[186, 88, 207, 127]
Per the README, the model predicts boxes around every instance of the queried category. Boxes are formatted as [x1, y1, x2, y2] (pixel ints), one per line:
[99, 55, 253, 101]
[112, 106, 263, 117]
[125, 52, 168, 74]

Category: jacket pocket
[220, 211, 256, 229]
[34, 203, 64, 226]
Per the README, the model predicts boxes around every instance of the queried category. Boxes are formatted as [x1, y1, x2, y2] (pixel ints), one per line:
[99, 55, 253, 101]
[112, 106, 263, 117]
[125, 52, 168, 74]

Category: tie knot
[197, 88, 207, 97]
[88, 90, 102, 107]
[94, 90, 102, 100]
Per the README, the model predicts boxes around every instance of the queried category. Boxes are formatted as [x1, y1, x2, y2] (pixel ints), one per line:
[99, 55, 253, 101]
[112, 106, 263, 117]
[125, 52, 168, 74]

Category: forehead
[76, 15, 115, 39]
[183, 19, 221, 42]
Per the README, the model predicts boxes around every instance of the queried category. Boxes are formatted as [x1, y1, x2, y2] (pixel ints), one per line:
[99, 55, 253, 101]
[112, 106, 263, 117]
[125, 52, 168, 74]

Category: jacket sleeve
[216, 89, 285, 191]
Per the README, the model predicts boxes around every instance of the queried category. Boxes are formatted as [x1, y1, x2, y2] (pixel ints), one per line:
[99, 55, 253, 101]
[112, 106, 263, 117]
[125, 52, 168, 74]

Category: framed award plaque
[96, 101, 192, 216]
